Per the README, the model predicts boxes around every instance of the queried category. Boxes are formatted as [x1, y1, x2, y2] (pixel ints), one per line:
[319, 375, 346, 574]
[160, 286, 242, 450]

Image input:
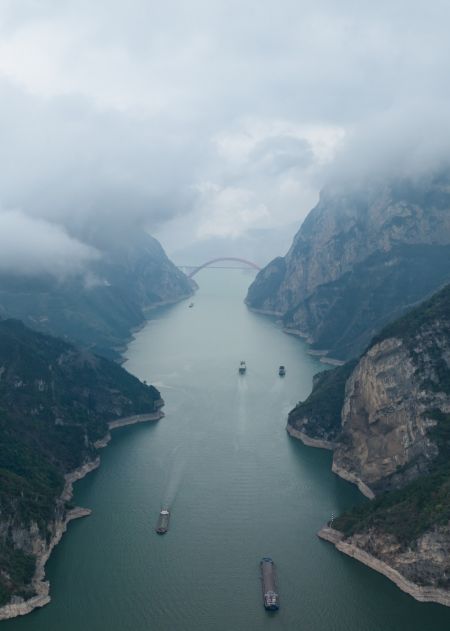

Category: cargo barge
[155, 509, 170, 534]
[260, 557, 279, 610]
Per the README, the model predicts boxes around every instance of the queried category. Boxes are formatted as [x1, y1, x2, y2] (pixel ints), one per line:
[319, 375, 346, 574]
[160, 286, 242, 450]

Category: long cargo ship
[260, 557, 279, 610]
[155, 509, 170, 534]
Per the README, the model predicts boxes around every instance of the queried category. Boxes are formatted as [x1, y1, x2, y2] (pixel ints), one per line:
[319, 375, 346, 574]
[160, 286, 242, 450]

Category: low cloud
[0, 1, 449, 266]
[0, 209, 98, 278]
[327, 100, 450, 187]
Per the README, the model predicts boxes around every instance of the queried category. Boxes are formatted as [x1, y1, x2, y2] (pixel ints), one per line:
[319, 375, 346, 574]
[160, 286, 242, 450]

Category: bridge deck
[179, 257, 261, 278]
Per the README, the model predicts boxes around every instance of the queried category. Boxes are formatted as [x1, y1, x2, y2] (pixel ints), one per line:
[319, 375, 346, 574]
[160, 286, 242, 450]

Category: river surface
[5, 269, 450, 630]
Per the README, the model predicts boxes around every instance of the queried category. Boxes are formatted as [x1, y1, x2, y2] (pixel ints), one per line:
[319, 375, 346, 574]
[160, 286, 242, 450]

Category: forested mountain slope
[0, 319, 162, 612]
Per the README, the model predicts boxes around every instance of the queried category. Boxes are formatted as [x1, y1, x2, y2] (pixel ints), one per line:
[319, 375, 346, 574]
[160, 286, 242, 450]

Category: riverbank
[318, 527, 450, 607]
[115, 292, 195, 363]
[244, 303, 284, 317]
[285, 424, 335, 450]
[330, 462, 375, 499]
[142, 292, 196, 317]
[95, 409, 165, 449]
[286, 420, 375, 498]
[289, 420, 450, 605]
[245, 306, 346, 366]
[283, 329, 346, 365]
[287, 421, 450, 604]
[0, 410, 164, 621]
[288, 418, 439, 604]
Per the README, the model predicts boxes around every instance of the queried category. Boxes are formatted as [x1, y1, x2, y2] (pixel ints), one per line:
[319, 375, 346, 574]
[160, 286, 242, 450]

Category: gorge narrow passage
[6, 269, 450, 631]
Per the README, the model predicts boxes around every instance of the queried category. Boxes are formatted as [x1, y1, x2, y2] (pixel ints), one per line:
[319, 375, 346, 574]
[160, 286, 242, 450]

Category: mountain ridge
[246, 176, 450, 360]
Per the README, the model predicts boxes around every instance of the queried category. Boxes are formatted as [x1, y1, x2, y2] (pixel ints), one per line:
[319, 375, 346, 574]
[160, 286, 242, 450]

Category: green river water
[4, 269, 450, 630]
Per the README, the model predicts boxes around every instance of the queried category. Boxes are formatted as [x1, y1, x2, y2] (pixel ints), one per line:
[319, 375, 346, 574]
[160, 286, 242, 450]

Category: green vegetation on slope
[0, 319, 160, 605]
[288, 360, 357, 441]
[333, 464, 450, 552]
[373, 282, 450, 350]
[334, 406, 450, 548]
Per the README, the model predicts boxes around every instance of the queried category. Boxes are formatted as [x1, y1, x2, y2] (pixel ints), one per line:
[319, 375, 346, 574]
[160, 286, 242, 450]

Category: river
[5, 269, 450, 630]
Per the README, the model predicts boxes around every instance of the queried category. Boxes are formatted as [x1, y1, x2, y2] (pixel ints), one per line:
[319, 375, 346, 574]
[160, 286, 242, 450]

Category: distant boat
[278, 365, 286, 377]
[239, 360, 247, 375]
[260, 557, 279, 610]
[155, 509, 170, 534]
[188, 302, 194, 308]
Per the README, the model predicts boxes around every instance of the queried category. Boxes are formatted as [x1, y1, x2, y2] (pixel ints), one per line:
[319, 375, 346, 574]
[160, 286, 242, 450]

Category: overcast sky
[1, 0, 450, 272]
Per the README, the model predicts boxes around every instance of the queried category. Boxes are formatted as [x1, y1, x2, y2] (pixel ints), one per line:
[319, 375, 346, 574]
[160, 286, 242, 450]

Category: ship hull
[260, 558, 279, 611]
[155, 510, 170, 534]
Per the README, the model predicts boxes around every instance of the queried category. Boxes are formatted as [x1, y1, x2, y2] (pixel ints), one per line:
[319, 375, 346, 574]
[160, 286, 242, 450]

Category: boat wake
[161, 446, 186, 507]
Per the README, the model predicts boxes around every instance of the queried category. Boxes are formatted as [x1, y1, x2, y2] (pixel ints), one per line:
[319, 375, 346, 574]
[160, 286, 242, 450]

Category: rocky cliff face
[290, 283, 450, 495]
[0, 230, 193, 359]
[288, 283, 450, 602]
[333, 336, 448, 497]
[247, 176, 450, 360]
[0, 319, 161, 611]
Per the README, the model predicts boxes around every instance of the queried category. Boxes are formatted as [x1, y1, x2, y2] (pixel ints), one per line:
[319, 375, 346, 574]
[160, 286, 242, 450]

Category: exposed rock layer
[318, 527, 450, 606]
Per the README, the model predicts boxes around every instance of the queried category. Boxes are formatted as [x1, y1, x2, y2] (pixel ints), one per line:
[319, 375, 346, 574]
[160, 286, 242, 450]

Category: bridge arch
[187, 257, 261, 278]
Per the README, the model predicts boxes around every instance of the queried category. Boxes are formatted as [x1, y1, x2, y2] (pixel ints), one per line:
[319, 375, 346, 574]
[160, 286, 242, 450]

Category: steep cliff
[247, 176, 450, 360]
[0, 319, 162, 613]
[288, 283, 450, 603]
[0, 231, 193, 360]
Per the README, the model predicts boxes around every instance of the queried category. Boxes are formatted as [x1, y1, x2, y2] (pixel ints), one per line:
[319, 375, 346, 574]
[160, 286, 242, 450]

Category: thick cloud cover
[0, 0, 450, 271]
[0, 210, 98, 277]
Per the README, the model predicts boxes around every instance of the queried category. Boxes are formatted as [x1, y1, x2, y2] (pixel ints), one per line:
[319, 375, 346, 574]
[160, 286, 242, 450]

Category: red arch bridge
[179, 257, 261, 278]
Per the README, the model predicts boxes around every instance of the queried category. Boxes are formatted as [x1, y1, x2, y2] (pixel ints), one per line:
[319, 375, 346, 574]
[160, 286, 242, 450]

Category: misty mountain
[0, 231, 193, 359]
[246, 175, 450, 361]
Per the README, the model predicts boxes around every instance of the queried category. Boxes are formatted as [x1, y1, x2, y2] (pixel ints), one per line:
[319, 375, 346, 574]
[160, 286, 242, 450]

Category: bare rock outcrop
[333, 337, 448, 496]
